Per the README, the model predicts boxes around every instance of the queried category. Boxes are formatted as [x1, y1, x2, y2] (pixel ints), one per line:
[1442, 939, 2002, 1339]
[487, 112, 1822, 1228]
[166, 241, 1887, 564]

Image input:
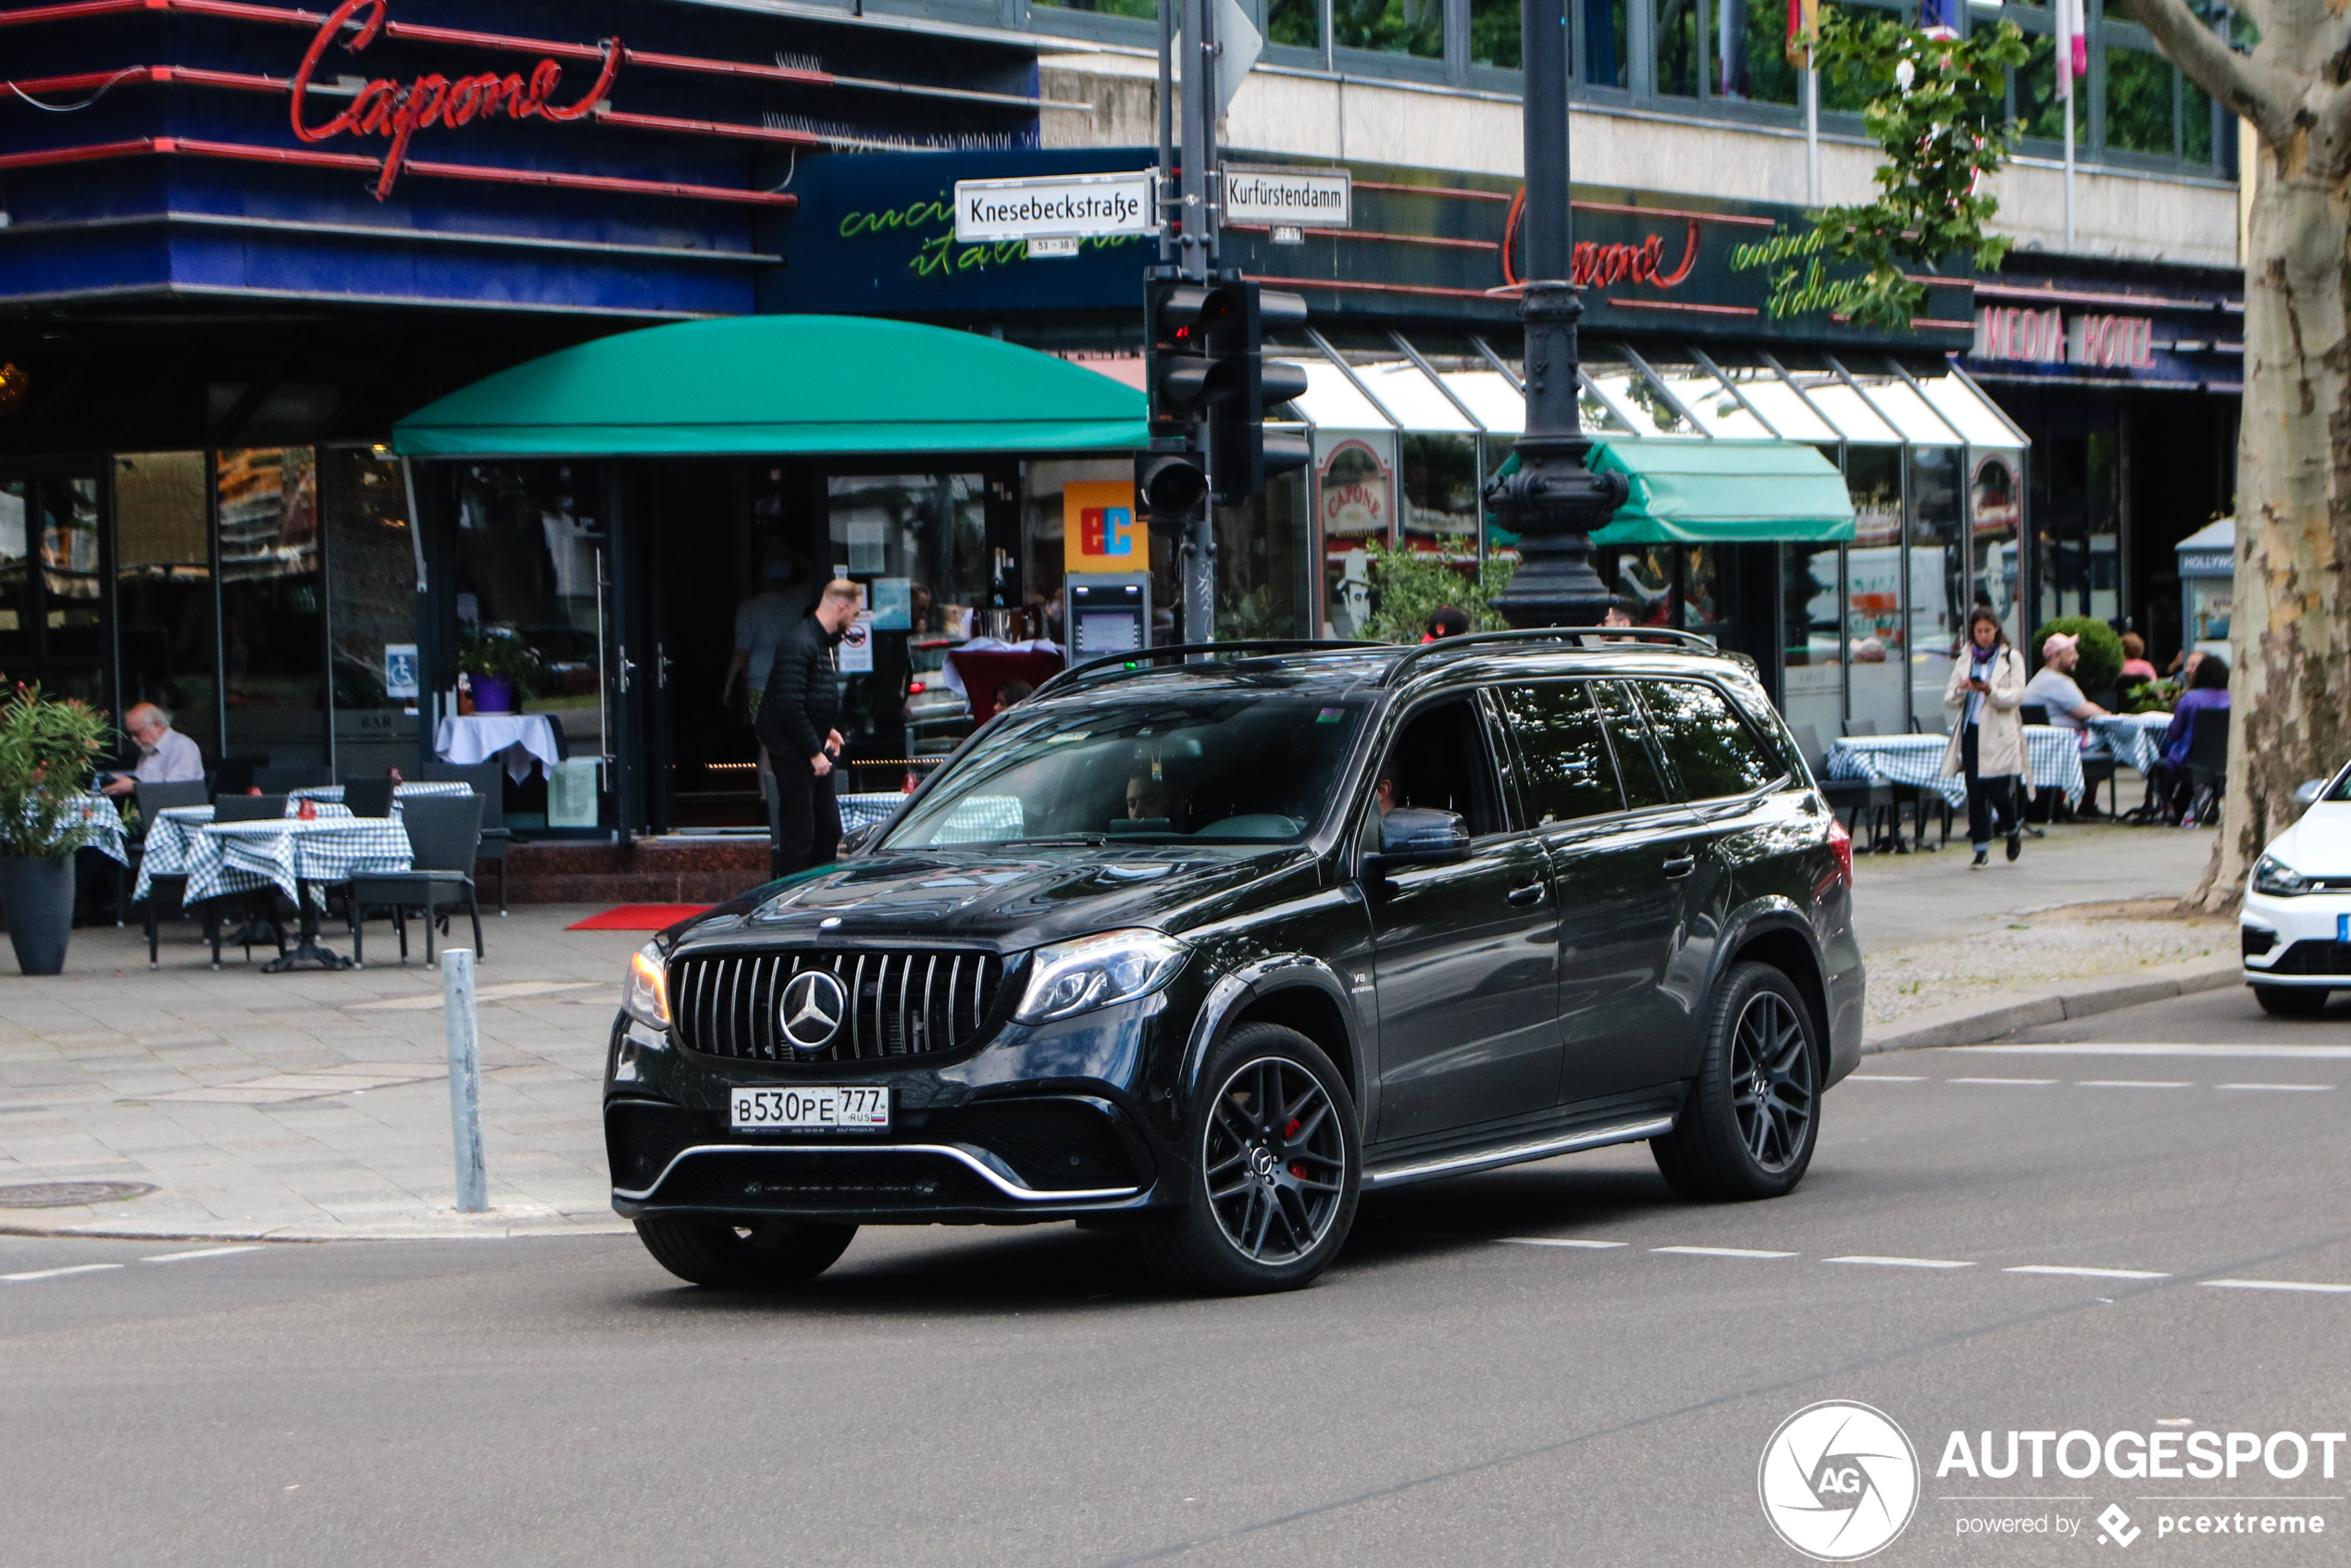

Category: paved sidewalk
[0, 909, 641, 1240]
[0, 820, 2239, 1243]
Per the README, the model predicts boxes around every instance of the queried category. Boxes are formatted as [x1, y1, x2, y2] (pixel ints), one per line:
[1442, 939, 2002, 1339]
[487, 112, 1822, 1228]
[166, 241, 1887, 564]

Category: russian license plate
[730, 1086, 889, 1132]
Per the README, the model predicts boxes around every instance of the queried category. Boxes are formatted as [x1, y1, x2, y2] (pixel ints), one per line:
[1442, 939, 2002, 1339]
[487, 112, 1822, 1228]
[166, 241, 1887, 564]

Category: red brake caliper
[1286, 1117, 1307, 1178]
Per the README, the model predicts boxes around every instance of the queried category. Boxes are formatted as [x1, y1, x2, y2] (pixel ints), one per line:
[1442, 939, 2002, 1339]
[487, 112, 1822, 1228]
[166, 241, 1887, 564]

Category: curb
[0, 1212, 634, 1244]
[1860, 954, 2240, 1056]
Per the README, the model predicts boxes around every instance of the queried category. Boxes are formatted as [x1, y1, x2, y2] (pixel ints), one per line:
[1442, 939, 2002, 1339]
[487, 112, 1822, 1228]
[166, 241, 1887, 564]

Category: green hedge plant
[2030, 616, 2124, 696]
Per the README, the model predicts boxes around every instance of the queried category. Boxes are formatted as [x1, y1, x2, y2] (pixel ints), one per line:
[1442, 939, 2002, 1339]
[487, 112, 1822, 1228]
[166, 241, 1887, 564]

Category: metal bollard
[442, 947, 487, 1213]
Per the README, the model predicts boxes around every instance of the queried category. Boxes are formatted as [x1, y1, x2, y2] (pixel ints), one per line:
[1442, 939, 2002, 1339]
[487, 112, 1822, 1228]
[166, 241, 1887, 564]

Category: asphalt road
[6, 986, 2348, 1568]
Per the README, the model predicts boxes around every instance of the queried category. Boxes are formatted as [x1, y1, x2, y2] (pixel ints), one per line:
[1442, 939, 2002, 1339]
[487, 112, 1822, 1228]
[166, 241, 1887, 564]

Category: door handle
[1507, 880, 1547, 906]
[1662, 855, 1697, 879]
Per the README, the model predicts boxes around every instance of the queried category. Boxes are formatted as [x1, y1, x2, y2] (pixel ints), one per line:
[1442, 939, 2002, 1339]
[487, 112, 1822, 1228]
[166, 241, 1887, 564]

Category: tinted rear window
[1494, 682, 1624, 827]
[1591, 680, 1673, 810]
[1635, 679, 1782, 801]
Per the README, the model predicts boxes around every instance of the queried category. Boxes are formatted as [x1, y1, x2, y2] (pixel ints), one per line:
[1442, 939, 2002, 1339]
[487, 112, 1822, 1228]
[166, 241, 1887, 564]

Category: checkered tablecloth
[291, 781, 475, 805]
[1825, 728, 2086, 809]
[53, 792, 126, 864]
[132, 802, 389, 904]
[838, 791, 1025, 843]
[2089, 712, 2174, 776]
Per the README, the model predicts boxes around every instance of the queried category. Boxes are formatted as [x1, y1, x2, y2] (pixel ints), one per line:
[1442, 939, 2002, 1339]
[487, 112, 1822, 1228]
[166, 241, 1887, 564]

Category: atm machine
[1065, 573, 1152, 660]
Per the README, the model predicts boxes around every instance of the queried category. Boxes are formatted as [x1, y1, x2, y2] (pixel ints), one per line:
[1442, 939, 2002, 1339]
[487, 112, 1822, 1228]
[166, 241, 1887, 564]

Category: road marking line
[1, 1263, 124, 1282]
[2202, 1279, 2351, 1294]
[1497, 1238, 1626, 1249]
[140, 1245, 267, 1264]
[2006, 1264, 2170, 1280]
[2076, 1079, 2189, 1089]
[1825, 1255, 1975, 1269]
[2216, 1082, 2335, 1092]
[1848, 1075, 1926, 1082]
[1950, 1076, 2059, 1086]
[1972, 1043, 2351, 1059]
[1652, 1245, 1797, 1259]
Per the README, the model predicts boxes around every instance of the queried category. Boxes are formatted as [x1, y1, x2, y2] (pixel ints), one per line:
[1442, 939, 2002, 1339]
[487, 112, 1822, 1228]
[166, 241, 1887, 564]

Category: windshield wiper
[999, 835, 1110, 847]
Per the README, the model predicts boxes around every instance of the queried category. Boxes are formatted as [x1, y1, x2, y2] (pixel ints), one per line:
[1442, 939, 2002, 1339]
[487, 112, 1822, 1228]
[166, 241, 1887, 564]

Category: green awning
[1492, 439, 1854, 544]
[392, 315, 1148, 458]
[1589, 438, 1854, 543]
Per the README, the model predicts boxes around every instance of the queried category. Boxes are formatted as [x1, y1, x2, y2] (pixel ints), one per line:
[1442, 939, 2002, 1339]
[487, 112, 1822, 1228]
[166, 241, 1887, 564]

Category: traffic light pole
[1481, 0, 1626, 628]
[1172, 0, 1216, 644]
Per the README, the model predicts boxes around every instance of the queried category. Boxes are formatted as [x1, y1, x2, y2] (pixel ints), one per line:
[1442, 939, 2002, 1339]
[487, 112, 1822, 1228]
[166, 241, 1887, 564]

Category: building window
[2103, 44, 2174, 156]
[1269, 0, 1323, 48]
[115, 454, 219, 764]
[1335, 0, 1447, 57]
[1715, 0, 1799, 104]
[321, 448, 419, 778]
[1473, 0, 1523, 68]
[1658, 0, 1702, 97]
[218, 448, 326, 768]
[1035, 0, 1156, 16]
[1581, 0, 1629, 86]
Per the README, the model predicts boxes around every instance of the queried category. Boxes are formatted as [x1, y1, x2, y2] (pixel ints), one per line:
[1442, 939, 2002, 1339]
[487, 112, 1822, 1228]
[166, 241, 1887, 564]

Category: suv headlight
[1014, 929, 1188, 1025]
[2254, 854, 2312, 897]
[622, 941, 672, 1029]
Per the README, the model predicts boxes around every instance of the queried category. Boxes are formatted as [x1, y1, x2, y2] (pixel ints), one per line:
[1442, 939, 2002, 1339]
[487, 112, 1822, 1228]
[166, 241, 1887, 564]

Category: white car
[2241, 768, 2351, 1015]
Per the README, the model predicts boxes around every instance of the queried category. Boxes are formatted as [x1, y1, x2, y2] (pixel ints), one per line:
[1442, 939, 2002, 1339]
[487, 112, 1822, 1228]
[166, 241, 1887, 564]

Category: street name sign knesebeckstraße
[1222, 167, 1351, 229]
[953, 170, 1156, 244]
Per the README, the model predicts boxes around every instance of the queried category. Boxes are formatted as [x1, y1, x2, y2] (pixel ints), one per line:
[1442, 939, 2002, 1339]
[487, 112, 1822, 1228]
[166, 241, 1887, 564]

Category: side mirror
[840, 822, 881, 856]
[1362, 807, 1471, 878]
[2295, 779, 2329, 806]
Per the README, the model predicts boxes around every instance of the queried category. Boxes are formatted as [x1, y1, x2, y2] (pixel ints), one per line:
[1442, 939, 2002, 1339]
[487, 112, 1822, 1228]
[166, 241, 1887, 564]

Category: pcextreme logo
[1760, 1401, 1922, 1561]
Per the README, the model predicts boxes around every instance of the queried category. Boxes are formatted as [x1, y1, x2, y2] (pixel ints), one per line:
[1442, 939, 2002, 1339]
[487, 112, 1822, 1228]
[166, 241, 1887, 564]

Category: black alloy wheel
[1651, 962, 1821, 1201]
[1131, 1023, 1360, 1295]
[2254, 984, 2330, 1018]
[634, 1215, 858, 1289]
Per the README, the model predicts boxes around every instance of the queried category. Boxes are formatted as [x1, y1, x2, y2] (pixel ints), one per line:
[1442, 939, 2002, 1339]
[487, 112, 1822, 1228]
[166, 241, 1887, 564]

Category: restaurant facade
[0, 0, 2243, 850]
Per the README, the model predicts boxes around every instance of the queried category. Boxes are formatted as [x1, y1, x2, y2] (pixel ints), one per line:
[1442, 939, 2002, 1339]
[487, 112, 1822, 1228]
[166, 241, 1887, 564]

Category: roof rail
[1033, 639, 1384, 700]
[1379, 626, 1716, 688]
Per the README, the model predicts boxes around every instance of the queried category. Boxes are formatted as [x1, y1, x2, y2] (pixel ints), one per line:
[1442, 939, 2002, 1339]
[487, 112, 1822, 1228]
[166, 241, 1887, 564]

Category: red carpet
[568, 903, 713, 931]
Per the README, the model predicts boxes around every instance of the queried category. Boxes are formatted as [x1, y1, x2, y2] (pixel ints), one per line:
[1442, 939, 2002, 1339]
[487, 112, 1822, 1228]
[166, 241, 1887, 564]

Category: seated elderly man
[99, 703, 204, 797]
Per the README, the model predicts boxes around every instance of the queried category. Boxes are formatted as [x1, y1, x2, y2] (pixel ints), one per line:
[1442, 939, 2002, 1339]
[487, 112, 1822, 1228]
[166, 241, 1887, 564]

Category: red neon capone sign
[291, 0, 621, 201]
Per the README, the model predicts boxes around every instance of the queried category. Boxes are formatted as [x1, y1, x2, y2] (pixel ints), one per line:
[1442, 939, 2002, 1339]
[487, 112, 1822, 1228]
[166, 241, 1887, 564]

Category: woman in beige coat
[1940, 606, 2028, 866]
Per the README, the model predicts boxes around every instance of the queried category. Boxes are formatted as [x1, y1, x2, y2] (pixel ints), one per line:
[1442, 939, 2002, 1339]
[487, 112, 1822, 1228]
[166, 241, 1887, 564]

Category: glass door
[0, 467, 110, 712]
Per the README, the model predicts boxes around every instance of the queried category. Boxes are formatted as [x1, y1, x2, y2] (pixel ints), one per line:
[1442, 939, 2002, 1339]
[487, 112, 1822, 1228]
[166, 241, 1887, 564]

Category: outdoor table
[2088, 711, 2174, 777]
[132, 802, 408, 972]
[1823, 728, 2086, 811]
[434, 712, 563, 783]
[56, 791, 127, 863]
[838, 792, 1024, 843]
[291, 781, 475, 806]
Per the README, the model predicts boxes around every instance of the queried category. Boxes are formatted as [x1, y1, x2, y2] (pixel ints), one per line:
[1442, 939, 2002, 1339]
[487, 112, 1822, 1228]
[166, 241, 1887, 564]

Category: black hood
[670, 843, 1317, 954]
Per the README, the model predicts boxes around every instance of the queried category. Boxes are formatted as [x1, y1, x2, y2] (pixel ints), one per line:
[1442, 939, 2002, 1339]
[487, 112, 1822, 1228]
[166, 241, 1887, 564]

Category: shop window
[451, 462, 610, 804]
[114, 454, 219, 763]
[0, 479, 99, 705]
[218, 448, 326, 767]
[1335, 0, 1445, 56]
[1614, 545, 1677, 627]
[1781, 540, 1844, 747]
[321, 449, 418, 778]
[1906, 446, 1965, 729]
[1215, 468, 1312, 641]
[1269, 0, 1321, 47]
[1843, 444, 1906, 735]
[2104, 45, 2174, 156]
[1400, 433, 1480, 549]
[827, 474, 989, 760]
[1317, 435, 1395, 640]
[1681, 545, 1724, 636]
[1968, 451, 2025, 647]
[1473, 0, 1521, 68]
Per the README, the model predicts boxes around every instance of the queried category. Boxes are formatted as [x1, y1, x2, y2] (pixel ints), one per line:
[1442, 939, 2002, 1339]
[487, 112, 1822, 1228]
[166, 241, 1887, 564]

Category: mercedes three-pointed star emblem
[777, 969, 848, 1051]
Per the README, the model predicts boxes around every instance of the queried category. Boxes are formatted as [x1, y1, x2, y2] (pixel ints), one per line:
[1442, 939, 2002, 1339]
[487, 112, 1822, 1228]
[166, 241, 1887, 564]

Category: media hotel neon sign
[290, 0, 622, 200]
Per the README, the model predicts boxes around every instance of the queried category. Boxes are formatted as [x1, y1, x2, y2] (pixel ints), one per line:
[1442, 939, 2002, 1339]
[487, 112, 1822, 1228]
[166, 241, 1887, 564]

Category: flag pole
[2063, 93, 2076, 248]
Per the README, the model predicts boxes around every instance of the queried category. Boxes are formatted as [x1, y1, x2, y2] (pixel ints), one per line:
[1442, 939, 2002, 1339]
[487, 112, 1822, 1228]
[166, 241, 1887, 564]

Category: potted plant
[0, 684, 113, 975]
[456, 629, 543, 716]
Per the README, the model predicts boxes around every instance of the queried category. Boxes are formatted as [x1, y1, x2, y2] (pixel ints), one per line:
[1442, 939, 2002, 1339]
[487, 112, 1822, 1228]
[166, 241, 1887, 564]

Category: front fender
[1176, 951, 1370, 1111]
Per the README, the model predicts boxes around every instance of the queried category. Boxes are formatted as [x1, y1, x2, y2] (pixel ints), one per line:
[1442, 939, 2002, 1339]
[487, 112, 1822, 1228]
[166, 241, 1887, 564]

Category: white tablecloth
[434, 714, 563, 782]
[2088, 712, 2174, 776]
[1825, 728, 2086, 809]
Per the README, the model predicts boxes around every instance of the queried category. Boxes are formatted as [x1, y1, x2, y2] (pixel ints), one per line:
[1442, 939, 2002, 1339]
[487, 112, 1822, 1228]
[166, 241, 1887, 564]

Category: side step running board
[1362, 1115, 1676, 1190]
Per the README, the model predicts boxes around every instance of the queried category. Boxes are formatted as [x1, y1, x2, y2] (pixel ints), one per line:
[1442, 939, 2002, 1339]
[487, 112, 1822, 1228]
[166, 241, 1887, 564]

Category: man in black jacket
[755, 578, 860, 877]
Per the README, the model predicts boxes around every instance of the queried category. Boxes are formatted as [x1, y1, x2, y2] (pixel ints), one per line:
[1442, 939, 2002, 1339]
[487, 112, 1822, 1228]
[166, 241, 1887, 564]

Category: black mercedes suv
[605, 629, 1864, 1294]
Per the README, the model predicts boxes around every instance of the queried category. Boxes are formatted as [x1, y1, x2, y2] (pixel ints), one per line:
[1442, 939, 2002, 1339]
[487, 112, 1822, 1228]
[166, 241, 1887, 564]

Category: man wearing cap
[2022, 631, 2111, 734]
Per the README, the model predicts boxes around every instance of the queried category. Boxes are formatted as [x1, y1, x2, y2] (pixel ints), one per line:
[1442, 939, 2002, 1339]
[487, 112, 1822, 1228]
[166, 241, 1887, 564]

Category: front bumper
[2240, 889, 2351, 987]
[603, 985, 1188, 1225]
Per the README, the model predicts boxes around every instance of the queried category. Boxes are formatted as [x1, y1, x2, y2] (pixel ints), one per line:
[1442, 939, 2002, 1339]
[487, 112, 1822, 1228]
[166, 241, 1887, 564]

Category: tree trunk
[2193, 156, 2351, 911]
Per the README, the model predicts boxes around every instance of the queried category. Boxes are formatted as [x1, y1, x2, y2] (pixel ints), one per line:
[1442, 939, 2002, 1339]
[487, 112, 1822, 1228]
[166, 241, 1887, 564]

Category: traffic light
[1198, 281, 1312, 504]
[1136, 445, 1209, 515]
[1146, 279, 1213, 441]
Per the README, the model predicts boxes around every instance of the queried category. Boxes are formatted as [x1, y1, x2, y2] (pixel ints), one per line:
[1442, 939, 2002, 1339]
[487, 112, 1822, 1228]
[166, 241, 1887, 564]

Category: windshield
[882, 695, 1368, 849]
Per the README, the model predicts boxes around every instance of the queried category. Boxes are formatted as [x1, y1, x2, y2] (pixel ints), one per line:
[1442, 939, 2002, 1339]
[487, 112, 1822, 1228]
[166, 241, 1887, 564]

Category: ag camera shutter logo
[1760, 1401, 1921, 1561]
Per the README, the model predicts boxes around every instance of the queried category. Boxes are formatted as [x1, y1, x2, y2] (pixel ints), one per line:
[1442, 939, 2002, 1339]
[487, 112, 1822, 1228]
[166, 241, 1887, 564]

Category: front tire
[2254, 983, 2329, 1018]
[634, 1215, 857, 1289]
[1652, 963, 1821, 1201]
[1130, 1024, 1361, 1295]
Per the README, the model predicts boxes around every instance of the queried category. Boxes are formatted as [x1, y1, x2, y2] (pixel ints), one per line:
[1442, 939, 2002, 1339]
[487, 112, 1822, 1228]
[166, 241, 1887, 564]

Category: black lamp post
[1482, 0, 1628, 628]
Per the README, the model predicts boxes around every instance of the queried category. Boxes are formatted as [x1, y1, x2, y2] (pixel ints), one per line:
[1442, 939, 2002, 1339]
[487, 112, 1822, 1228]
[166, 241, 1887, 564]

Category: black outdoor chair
[425, 761, 512, 915]
[1796, 724, 1897, 852]
[254, 765, 333, 794]
[195, 793, 291, 967]
[211, 754, 268, 797]
[342, 778, 395, 818]
[129, 778, 211, 961]
[346, 793, 485, 967]
[2184, 707, 2231, 825]
[2019, 703, 2051, 728]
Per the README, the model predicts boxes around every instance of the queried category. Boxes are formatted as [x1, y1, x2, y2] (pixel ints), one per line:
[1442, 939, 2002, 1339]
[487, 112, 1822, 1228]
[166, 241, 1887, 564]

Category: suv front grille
[671, 950, 1008, 1064]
